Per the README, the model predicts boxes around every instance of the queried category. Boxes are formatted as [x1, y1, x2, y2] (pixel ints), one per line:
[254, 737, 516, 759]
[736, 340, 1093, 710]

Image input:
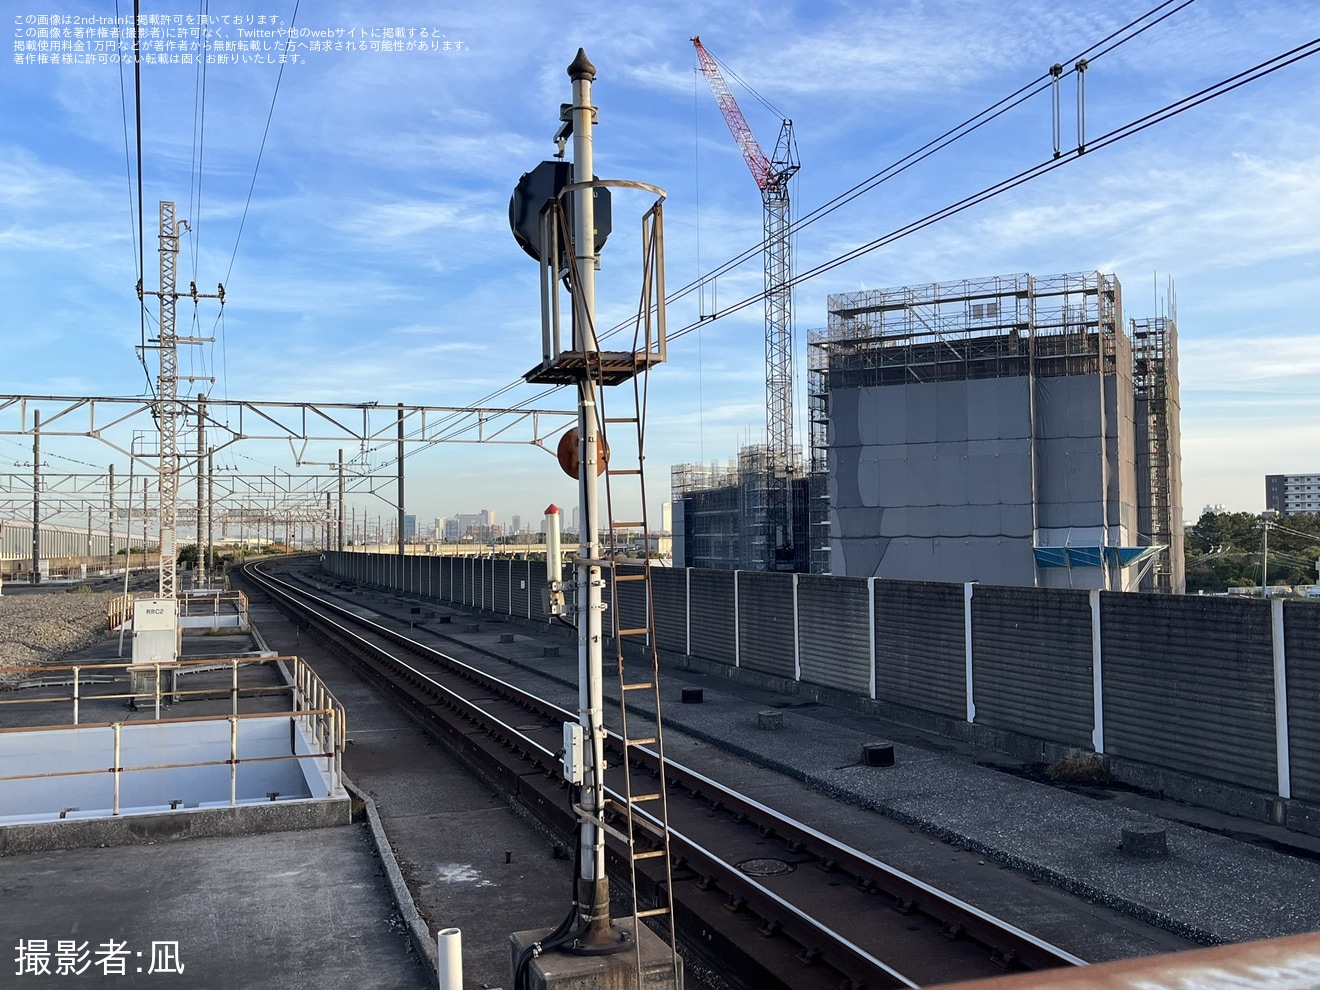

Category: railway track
[240, 557, 1086, 990]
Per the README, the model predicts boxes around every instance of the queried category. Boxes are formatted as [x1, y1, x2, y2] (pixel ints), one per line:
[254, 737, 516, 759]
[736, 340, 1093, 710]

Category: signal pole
[566, 50, 611, 942]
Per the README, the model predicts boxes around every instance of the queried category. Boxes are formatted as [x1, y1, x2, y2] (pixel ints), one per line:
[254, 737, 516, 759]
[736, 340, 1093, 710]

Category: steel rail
[243, 559, 1084, 986]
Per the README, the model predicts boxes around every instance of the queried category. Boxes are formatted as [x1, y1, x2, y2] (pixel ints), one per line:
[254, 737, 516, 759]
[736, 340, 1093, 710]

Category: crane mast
[693, 36, 800, 567]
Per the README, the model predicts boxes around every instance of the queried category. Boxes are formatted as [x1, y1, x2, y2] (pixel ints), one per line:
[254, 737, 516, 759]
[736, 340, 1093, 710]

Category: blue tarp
[1033, 544, 1165, 569]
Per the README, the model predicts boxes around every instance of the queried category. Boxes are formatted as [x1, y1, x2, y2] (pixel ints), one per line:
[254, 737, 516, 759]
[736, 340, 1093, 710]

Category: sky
[3, 0, 1320, 539]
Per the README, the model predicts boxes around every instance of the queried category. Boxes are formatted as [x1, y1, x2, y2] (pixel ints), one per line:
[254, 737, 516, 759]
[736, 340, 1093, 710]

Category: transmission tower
[138, 201, 221, 599]
[693, 37, 801, 566]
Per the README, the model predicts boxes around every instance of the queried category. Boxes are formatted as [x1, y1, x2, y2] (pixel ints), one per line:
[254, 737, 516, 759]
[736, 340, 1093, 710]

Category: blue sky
[3, 0, 1320, 538]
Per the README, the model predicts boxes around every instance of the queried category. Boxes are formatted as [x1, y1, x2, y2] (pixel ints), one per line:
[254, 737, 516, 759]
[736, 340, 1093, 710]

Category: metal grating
[736, 571, 795, 680]
[874, 580, 966, 719]
[1101, 594, 1276, 792]
[971, 586, 1094, 749]
[797, 574, 870, 695]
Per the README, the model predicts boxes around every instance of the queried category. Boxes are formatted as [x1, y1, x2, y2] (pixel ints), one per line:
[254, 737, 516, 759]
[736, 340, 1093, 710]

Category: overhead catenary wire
[221, 0, 302, 289]
[114, 0, 138, 286]
[202, 0, 298, 438]
[658, 34, 1320, 347]
[123, 0, 154, 398]
[444, 0, 1202, 429]
[436, 25, 1317, 449]
[187, 0, 211, 289]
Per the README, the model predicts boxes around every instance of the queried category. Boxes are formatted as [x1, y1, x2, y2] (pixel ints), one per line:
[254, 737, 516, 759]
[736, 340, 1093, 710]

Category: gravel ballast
[0, 591, 116, 670]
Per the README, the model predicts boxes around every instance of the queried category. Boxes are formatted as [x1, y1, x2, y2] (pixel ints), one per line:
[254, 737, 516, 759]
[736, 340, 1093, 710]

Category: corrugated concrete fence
[320, 552, 1320, 819]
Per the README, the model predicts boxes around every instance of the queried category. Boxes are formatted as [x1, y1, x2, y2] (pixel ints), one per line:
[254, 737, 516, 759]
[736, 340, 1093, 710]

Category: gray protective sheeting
[832, 379, 1038, 585]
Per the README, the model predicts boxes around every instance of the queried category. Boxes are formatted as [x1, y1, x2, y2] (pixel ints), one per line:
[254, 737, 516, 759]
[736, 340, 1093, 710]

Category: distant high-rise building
[512, 514, 521, 535]
[1266, 474, 1320, 515]
[403, 514, 416, 540]
[660, 502, 672, 533]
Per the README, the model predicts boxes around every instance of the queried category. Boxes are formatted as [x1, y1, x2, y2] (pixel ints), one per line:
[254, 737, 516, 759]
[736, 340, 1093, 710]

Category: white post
[436, 928, 462, 990]
[685, 567, 691, 657]
[567, 48, 610, 941]
[1272, 598, 1291, 800]
[733, 570, 741, 667]
[792, 573, 801, 681]
[867, 577, 877, 701]
[964, 582, 975, 723]
[1090, 588, 1105, 753]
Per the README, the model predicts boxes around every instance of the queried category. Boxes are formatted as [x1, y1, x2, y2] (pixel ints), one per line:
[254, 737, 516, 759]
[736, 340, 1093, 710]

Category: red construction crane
[692, 36, 801, 567]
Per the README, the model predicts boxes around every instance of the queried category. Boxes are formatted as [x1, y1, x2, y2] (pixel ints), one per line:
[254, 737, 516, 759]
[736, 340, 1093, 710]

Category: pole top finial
[568, 48, 596, 82]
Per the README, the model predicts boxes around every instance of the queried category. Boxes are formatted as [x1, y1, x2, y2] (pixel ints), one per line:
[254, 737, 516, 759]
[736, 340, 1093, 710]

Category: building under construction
[671, 447, 809, 572]
[806, 271, 1184, 591]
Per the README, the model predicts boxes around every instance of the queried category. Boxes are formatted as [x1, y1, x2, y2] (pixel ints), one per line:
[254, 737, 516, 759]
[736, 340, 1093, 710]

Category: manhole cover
[736, 858, 794, 877]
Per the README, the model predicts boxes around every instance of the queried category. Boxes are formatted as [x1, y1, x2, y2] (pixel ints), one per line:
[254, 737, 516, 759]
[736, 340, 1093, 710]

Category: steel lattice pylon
[156, 201, 181, 599]
[139, 201, 222, 600]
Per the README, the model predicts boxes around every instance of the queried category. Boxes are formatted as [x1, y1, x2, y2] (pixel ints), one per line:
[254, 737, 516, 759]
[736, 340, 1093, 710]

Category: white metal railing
[0, 655, 344, 813]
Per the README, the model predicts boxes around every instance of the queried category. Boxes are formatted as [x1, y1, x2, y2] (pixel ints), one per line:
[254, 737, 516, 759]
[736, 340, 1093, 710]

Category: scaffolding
[1131, 315, 1181, 593]
[671, 447, 807, 572]
[806, 272, 1122, 574]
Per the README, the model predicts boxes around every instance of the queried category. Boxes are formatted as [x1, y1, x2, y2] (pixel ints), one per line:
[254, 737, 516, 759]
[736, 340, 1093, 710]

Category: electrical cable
[513, 784, 586, 990]
[114, 0, 138, 285]
[444, 0, 1205, 430]
[430, 28, 1319, 450]
[187, 0, 210, 286]
[662, 35, 1320, 346]
[222, 0, 301, 289]
[126, 0, 154, 398]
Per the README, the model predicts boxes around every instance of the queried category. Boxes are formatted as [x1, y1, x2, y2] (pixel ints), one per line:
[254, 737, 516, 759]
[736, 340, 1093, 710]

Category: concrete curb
[249, 620, 274, 654]
[343, 774, 439, 984]
[256, 612, 436, 982]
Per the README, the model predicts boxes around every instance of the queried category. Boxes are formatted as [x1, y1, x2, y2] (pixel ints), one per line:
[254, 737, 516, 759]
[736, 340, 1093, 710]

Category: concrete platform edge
[0, 796, 350, 856]
[344, 773, 440, 984]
